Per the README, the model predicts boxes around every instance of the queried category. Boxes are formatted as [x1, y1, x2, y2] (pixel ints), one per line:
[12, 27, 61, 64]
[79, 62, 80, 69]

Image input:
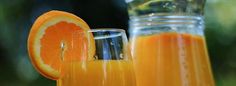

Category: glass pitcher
[126, 0, 215, 86]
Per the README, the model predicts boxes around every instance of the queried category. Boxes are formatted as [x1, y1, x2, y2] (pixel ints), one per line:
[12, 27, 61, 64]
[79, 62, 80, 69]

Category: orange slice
[28, 10, 95, 80]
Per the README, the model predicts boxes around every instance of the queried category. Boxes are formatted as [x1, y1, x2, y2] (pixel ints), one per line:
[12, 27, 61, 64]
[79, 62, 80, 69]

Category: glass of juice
[57, 29, 136, 86]
[127, 0, 215, 86]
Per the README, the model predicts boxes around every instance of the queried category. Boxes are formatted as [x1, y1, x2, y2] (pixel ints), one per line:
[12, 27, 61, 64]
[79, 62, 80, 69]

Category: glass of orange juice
[57, 29, 136, 86]
[127, 0, 215, 86]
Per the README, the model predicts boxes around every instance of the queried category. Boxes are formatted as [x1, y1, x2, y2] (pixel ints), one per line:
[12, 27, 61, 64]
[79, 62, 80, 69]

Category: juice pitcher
[126, 0, 215, 86]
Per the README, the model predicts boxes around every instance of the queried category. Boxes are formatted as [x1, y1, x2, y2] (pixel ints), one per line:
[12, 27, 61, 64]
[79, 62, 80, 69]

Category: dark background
[0, 0, 236, 86]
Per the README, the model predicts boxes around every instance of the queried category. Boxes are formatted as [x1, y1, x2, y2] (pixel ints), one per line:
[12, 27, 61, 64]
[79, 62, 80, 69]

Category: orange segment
[28, 10, 95, 80]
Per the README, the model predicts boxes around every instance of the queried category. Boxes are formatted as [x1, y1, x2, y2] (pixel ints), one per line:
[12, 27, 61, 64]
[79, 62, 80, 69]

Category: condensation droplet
[120, 53, 124, 59]
[110, 42, 114, 45]
[94, 55, 98, 60]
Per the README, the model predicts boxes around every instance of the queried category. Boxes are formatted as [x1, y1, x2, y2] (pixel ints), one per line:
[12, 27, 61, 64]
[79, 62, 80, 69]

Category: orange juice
[130, 33, 215, 86]
[57, 60, 136, 86]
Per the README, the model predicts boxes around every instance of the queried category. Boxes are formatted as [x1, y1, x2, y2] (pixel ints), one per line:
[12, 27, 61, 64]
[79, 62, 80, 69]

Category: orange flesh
[130, 33, 215, 86]
[41, 21, 88, 71]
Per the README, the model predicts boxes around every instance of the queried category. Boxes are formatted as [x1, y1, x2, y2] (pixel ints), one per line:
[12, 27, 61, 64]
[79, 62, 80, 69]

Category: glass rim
[88, 28, 127, 40]
[88, 28, 126, 33]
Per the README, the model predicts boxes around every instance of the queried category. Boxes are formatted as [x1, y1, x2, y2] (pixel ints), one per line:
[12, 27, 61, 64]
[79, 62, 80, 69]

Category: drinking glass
[57, 29, 136, 86]
[127, 0, 215, 86]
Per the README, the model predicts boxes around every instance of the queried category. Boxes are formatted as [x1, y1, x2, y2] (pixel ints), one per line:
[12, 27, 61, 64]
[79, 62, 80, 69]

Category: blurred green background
[0, 0, 235, 86]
